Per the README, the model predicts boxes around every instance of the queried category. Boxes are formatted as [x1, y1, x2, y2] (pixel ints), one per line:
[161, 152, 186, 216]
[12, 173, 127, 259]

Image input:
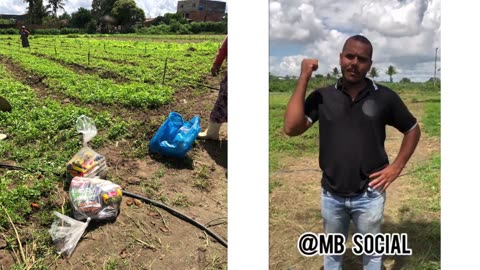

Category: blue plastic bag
[149, 112, 201, 158]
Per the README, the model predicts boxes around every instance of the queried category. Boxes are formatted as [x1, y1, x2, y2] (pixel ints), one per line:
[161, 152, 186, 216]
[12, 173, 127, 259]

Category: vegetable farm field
[0, 34, 227, 269]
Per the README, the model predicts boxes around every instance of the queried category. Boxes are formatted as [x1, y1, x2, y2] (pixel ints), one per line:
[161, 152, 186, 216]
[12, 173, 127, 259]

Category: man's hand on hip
[368, 165, 403, 192]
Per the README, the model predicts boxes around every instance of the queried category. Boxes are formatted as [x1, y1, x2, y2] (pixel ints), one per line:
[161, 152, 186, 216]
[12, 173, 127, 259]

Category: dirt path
[269, 102, 440, 269]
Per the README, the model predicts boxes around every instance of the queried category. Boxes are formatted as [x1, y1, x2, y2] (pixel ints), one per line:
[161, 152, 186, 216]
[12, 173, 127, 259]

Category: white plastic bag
[66, 115, 107, 184]
[76, 115, 97, 146]
[48, 211, 91, 257]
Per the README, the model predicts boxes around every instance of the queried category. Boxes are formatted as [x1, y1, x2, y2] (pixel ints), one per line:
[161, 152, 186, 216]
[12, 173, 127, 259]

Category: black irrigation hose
[165, 77, 220, 91]
[192, 82, 220, 91]
[272, 165, 441, 178]
[122, 191, 228, 248]
[0, 162, 61, 176]
[0, 163, 228, 248]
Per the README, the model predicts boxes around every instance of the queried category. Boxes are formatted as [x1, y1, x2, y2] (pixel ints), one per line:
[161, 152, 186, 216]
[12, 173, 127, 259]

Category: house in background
[177, 0, 226, 22]
[0, 14, 28, 29]
[143, 18, 156, 27]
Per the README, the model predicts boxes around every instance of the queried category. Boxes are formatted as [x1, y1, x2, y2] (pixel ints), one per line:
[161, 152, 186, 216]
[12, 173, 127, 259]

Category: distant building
[177, 0, 226, 22]
[0, 14, 28, 28]
[0, 14, 28, 21]
[144, 18, 156, 27]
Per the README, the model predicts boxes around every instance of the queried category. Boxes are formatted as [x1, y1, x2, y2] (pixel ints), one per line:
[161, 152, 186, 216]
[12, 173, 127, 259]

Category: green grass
[422, 101, 440, 137]
[397, 154, 440, 269]
[269, 92, 319, 170]
[269, 180, 283, 193]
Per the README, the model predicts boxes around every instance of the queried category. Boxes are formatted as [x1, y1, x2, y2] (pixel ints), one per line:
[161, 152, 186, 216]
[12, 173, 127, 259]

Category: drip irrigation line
[272, 165, 440, 179]
[272, 168, 321, 174]
[191, 82, 220, 91]
[204, 217, 228, 228]
[122, 191, 227, 248]
[165, 77, 220, 91]
[0, 162, 61, 176]
[0, 163, 227, 248]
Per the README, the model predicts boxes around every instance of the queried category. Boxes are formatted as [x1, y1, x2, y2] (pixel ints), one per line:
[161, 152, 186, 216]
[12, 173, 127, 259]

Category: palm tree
[23, 0, 35, 23]
[369, 67, 379, 82]
[24, 0, 49, 24]
[47, 0, 66, 17]
[386, 65, 397, 83]
[332, 67, 340, 79]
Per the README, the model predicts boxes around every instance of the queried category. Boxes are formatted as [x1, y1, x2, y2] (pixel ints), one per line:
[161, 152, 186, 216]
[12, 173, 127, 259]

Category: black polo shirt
[304, 78, 417, 197]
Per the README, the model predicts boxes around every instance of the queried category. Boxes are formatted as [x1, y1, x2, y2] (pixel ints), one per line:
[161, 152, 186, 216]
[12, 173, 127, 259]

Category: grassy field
[0, 34, 227, 269]
[269, 81, 440, 269]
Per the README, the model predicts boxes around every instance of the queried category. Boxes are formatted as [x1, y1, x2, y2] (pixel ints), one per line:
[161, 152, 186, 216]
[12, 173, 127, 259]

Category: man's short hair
[343, 35, 373, 59]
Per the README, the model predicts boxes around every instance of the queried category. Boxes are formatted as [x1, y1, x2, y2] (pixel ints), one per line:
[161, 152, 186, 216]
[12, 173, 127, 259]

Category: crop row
[0, 46, 175, 108]
[0, 35, 221, 89]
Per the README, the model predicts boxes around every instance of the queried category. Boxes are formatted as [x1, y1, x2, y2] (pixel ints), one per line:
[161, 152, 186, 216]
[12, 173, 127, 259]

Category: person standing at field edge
[283, 35, 421, 270]
[197, 36, 227, 140]
[20, 26, 30, 48]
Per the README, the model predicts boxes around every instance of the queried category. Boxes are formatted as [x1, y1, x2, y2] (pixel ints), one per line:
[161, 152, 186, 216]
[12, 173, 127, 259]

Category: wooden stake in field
[88, 49, 90, 66]
[162, 58, 168, 85]
[145, 42, 147, 54]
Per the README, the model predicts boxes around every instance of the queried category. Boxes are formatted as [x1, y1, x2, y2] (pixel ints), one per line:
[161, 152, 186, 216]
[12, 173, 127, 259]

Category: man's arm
[283, 59, 318, 136]
[369, 124, 421, 191]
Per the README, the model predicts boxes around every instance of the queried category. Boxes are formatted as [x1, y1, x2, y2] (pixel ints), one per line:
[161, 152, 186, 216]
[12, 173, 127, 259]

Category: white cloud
[270, 55, 309, 77]
[0, 2, 25, 15]
[269, 0, 327, 42]
[63, 0, 92, 15]
[353, 0, 430, 37]
[134, 0, 178, 18]
[269, 0, 441, 82]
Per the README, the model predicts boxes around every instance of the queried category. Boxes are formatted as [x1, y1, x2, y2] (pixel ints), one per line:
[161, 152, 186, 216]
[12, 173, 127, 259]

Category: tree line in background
[0, 0, 226, 35]
[269, 65, 440, 92]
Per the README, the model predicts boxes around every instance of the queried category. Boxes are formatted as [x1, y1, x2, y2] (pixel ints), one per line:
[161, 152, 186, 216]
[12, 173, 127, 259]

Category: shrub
[60, 28, 81, 35]
[0, 28, 18, 35]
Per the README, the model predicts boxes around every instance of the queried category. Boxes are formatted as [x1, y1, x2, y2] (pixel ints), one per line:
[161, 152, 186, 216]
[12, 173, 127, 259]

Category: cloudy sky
[269, 0, 440, 82]
[0, 0, 226, 19]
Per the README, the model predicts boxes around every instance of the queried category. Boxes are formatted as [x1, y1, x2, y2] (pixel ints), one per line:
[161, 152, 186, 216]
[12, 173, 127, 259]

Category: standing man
[20, 26, 30, 48]
[284, 35, 421, 269]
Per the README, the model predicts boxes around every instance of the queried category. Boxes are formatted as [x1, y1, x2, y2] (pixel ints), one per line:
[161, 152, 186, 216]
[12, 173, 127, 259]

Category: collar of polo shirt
[335, 77, 379, 92]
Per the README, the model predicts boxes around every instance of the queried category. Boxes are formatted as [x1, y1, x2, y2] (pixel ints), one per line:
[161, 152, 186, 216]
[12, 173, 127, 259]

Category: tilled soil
[0, 56, 228, 269]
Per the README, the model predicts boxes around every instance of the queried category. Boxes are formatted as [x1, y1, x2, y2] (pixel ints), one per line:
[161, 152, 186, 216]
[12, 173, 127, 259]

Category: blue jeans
[321, 188, 386, 270]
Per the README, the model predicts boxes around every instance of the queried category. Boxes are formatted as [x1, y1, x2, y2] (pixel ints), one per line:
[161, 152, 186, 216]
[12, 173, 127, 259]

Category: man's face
[339, 40, 372, 84]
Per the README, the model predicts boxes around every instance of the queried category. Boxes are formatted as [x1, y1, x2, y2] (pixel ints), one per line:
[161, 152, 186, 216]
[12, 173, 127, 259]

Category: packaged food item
[66, 115, 108, 186]
[69, 177, 122, 221]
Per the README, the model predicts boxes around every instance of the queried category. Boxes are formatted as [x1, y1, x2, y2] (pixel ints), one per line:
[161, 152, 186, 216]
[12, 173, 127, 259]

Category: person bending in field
[198, 36, 227, 140]
[20, 26, 30, 48]
[283, 35, 421, 270]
